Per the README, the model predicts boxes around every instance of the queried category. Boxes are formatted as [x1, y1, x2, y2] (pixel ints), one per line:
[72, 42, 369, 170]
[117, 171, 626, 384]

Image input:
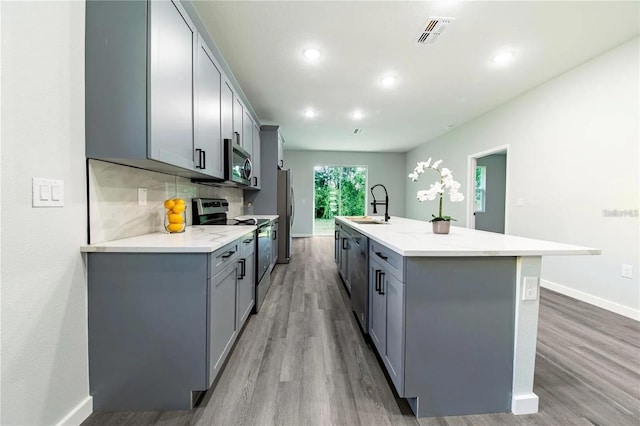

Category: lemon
[174, 198, 185, 205]
[164, 199, 175, 210]
[168, 213, 184, 224]
[171, 204, 186, 214]
[167, 223, 183, 233]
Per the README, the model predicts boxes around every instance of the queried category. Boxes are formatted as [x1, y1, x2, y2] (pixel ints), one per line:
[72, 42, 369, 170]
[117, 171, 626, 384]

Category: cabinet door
[340, 236, 351, 291]
[233, 98, 244, 147]
[237, 251, 255, 327]
[149, 0, 195, 170]
[384, 272, 405, 394]
[243, 110, 253, 157]
[209, 260, 238, 383]
[251, 123, 261, 188]
[369, 258, 386, 355]
[277, 133, 284, 169]
[271, 220, 278, 266]
[195, 35, 223, 179]
[221, 78, 234, 142]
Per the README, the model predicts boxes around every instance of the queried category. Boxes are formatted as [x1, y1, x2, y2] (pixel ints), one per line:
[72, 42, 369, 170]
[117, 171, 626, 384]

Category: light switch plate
[138, 188, 148, 206]
[522, 276, 539, 301]
[33, 178, 64, 207]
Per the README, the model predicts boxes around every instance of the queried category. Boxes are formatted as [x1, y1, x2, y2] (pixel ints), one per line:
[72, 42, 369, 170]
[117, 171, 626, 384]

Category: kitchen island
[335, 216, 599, 418]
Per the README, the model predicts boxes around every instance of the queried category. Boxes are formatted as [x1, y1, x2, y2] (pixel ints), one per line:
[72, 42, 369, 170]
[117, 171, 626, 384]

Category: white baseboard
[55, 396, 93, 426]
[512, 393, 539, 415]
[292, 234, 313, 238]
[541, 279, 640, 321]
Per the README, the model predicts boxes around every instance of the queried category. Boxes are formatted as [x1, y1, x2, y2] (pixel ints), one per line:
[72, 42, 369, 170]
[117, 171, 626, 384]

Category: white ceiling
[192, 1, 639, 153]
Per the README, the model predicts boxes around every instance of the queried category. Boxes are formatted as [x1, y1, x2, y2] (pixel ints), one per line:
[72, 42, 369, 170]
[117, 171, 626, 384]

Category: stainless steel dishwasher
[349, 229, 369, 333]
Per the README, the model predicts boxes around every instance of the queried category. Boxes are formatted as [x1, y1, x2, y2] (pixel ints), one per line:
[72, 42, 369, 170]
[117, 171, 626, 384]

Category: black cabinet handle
[280, 159, 284, 167]
[379, 271, 385, 295]
[375, 251, 388, 261]
[221, 250, 236, 259]
[243, 238, 254, 244]
[201, 149, 206, 169]
[195, 148, 204, 169]
[342, 238, 348, 250]
[273, 230, 277, 240]
[253, 176, 258, 186]
[375, 270, 381, 293]
[238, 258, 246, 279]
[334, 230, 339, 240]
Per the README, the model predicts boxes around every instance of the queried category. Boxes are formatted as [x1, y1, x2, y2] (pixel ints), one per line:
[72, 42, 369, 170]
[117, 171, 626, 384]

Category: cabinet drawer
[369, 240, 404, 282]
[209, 241, 239, 278]
[240, 231, 256, 257]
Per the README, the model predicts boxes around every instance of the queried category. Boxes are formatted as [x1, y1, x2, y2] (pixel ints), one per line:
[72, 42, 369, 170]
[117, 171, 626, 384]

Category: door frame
[466, 145, 510, 232]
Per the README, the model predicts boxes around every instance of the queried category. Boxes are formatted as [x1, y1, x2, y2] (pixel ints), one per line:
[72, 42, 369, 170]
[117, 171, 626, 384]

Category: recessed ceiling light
[351, 110, 364, 120]
[381, 74, 397, 87]
[303, 48, 321, 61]
[304, 108, 316, 118]
[492, 50, 515, 64]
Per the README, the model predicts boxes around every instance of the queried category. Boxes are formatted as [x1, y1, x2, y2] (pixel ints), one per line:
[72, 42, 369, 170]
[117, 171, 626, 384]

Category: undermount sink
[347, 216, 387, 224]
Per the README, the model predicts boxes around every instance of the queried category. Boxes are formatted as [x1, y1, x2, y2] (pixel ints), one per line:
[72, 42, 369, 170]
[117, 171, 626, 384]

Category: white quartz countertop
[81, 226, 256, 253]
[335, 216, 600, 257]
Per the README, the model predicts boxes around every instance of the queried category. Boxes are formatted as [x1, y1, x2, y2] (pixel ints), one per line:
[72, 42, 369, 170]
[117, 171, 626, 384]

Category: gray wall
[475, 154, 506, 233]
[284, 150, 406, 236]
[404, 37, 639, 319]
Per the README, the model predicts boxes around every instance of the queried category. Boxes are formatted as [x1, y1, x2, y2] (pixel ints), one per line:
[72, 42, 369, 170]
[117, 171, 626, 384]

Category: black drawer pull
[243, 239, 254, 244]
[273, 230, 277, 240]
[375, 270, 381, 293]
[375, 251, 388, 261]
[220, 250, 236, 259]
[379, 271, 385, 295]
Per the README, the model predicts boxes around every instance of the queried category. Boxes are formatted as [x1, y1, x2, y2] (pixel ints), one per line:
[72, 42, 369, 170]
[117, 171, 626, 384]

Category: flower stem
[439, 175, 443, 218]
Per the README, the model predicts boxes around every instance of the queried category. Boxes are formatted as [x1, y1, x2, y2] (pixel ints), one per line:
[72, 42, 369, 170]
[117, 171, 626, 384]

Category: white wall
[1, 2, 91, 425]
[284, 150, 406, 236]
[405, 37, 640, 319]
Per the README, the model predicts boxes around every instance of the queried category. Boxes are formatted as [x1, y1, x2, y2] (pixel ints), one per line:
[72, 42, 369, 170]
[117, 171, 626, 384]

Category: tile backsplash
[88, 160, 244, 244]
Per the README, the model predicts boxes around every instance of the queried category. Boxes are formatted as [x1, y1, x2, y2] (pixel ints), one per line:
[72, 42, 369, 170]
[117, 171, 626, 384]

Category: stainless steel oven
[225, 138, 252, 186]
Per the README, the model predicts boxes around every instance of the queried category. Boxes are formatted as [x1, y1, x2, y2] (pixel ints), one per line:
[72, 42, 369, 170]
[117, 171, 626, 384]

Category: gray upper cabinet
[233, 98, 244, 147]
[86, 0, 260, 182]
[277, 133, 285, 169]
[243, 109, 254, 157]
[195, 34, 224, 179]
[221, 78, 234, 143]
[149, 0, 196, 171]
[250, 123, 261, 189]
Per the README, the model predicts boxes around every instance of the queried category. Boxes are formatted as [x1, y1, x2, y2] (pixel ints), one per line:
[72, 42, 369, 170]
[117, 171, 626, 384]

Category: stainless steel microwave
[225, 138, 252, 186]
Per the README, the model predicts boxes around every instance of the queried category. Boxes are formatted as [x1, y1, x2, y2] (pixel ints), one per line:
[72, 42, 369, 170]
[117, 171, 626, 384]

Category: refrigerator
[277, 169, 294, 263]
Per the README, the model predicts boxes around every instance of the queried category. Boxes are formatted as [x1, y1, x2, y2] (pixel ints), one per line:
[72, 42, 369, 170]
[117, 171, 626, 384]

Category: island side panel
[511, 256, 542, 414]
[404, 257, 516, 417]
[88, 252, 209, 411]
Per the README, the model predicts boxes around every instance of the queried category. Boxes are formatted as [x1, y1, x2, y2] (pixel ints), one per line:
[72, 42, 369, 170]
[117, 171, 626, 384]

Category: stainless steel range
[192, 198, 272, 312]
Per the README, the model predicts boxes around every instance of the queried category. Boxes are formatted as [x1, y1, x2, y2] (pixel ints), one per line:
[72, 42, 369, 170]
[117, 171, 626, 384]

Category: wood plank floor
[82, 237, 640, 426]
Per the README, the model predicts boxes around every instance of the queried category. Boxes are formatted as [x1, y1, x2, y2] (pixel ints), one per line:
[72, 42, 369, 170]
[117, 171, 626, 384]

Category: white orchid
[409, 159, 464, 222]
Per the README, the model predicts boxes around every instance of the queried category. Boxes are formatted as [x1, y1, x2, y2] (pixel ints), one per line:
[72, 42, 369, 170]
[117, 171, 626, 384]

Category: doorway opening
[467, 146, 509, 233]
[313, 166, 367, 235]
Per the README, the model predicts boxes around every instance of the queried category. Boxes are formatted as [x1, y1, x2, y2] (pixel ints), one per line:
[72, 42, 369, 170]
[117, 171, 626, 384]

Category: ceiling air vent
[353, 128, 364, 134]
[417, 17, 454, 45]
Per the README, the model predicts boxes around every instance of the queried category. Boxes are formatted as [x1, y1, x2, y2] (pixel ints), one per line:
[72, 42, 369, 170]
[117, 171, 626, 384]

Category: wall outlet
[621, 264, 633, 279]
[522, 276, 539, 301]
[137, 187, 148, 206]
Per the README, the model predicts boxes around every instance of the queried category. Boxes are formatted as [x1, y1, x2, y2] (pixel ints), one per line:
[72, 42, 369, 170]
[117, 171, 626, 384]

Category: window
[475, 166, 486, 213]
[313, 166, 367, 235]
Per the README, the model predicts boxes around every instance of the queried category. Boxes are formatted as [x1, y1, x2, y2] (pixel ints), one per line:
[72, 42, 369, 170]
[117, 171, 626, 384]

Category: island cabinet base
[402, 257, 517, 418]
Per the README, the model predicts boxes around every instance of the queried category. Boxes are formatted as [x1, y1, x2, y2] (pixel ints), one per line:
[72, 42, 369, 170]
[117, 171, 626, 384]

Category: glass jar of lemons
[164, 198, 187, 233]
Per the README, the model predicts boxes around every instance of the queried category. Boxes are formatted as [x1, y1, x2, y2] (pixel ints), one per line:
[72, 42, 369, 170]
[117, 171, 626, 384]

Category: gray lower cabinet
[271, 219, 279, 267]
[208, 248, 239, 384]
[369, 250, 405, 395]
[87, 238, 252, 411]
[237, 231, 256, 325]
